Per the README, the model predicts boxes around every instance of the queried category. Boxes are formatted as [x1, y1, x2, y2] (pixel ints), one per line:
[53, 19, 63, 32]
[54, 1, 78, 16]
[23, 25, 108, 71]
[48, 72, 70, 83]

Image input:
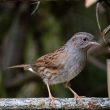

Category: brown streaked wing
[35, 47, 65, 69]
[35, 53, 59, 68]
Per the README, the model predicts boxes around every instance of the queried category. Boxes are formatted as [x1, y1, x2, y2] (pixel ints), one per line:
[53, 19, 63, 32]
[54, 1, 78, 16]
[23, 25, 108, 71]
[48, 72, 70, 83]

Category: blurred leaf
[17, 82, 39, 98]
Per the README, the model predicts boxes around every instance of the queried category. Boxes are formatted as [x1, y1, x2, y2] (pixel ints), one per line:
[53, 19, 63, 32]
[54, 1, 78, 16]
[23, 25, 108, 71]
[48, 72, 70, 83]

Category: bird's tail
[8, 64, 30, 70]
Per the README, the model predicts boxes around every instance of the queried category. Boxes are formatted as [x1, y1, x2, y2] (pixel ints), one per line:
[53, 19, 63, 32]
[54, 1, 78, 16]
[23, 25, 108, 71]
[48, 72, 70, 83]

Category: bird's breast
[59, 50, 87, 82]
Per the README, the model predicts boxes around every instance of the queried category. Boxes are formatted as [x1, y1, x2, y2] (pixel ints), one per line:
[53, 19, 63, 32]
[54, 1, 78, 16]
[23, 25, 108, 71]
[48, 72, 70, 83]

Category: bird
[8, 32, 99, 102]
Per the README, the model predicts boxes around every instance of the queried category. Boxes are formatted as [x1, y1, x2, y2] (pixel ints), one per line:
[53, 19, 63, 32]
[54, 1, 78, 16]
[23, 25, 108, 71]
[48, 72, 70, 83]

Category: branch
[0, 98, 110, 109]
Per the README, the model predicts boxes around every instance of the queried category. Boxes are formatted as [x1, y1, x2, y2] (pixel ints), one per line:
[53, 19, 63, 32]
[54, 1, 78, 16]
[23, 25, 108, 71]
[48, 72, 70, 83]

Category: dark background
[0, 0, 109, 98]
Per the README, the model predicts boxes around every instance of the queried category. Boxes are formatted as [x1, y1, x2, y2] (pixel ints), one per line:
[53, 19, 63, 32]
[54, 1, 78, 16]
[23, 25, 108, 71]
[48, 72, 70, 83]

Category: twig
[0, 98, 110, 109]
[103, 25, 110, 52]
[103, 25, 110, 36]
[31, 0, 40, 15]
[96, 1, 102, 32]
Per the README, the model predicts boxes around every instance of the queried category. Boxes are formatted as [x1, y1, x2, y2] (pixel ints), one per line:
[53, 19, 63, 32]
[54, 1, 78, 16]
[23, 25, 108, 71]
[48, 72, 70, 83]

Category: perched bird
[8, 32, 99, 101]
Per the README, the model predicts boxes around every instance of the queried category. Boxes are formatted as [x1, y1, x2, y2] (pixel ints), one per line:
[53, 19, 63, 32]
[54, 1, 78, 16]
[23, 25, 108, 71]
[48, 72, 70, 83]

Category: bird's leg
[64, 82, 80, 98]
[68, 86, 80, 98]
[46, 82, 55, 103]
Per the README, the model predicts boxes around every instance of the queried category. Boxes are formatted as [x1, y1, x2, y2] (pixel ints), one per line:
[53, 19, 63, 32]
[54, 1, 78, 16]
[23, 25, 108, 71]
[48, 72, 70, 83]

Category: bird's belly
[48, 58, 86, 85]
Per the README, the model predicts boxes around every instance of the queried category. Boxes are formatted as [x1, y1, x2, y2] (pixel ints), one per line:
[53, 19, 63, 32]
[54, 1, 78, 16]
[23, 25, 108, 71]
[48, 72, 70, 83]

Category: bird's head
[66, 32, 100, 50]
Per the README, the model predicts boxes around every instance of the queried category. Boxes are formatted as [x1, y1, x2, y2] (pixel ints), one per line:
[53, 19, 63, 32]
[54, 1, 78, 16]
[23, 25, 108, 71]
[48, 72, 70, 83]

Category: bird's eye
[83, 38, 87, 41]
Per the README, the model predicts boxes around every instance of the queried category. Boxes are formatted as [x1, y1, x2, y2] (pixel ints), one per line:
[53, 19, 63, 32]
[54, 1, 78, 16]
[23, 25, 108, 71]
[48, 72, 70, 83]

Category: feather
[8, 64, 29, 69]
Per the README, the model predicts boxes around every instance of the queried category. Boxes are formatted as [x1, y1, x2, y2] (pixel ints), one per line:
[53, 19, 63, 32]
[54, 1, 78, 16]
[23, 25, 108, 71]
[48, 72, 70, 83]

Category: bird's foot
[74, 94, 86, 98]
[49, 95, 55, 106]
[74, 93, 81, 99]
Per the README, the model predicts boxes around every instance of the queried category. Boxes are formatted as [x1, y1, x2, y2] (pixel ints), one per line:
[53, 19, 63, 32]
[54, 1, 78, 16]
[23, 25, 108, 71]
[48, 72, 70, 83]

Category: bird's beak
[89, 41, 100, 46]
[86, 41, 100, 50]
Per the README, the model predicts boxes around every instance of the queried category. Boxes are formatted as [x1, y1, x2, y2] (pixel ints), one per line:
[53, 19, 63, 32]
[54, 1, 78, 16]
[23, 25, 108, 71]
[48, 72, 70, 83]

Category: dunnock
[8, 32, 99, 101]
